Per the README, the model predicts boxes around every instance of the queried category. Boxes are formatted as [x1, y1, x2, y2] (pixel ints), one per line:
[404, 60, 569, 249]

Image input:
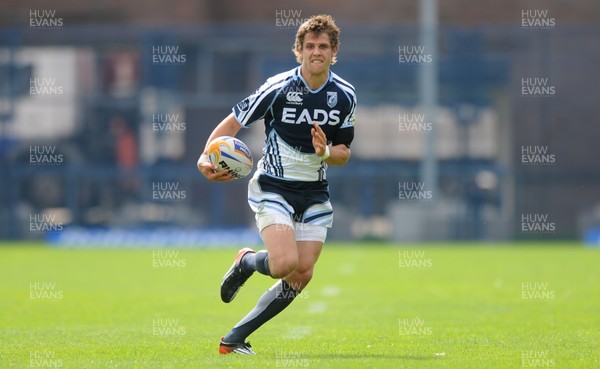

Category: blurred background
[1, 0, 599, 246]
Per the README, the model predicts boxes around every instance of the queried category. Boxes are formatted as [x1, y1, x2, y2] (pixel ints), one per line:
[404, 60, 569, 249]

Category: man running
[197, 14, 356, 355]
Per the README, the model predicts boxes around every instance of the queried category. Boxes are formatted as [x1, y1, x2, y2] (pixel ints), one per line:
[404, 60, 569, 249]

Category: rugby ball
[207, 136, 253, 179]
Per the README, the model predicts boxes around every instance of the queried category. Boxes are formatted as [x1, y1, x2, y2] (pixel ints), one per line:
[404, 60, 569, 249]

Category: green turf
[0, 242, 599, 368]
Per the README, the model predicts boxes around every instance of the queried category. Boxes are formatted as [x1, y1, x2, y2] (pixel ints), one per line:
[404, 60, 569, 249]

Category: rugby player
[197, 14, 356, 355]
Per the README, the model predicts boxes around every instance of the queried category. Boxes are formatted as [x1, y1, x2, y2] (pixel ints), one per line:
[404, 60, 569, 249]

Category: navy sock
[224, 279, 298, 343]
[241, 250, 270, 276]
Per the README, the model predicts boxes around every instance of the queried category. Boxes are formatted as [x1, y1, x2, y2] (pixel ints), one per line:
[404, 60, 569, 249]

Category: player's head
[293, 14, 340, 66]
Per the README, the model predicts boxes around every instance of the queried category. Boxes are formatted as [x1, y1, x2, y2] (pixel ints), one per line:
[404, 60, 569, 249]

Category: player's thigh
[295, 241, 323, 274]
[294, 222, 327, 273]
[260, 223, 298, 272]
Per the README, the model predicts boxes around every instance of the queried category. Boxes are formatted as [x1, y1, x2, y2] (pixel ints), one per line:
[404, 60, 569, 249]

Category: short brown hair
[292, 14, 340, 65]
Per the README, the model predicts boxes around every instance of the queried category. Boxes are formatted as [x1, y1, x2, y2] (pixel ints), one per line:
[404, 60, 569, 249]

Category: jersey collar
[296, 66, 332, 94]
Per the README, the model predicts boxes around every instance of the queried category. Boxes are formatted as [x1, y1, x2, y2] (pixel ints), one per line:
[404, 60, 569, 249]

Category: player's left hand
[311, 122, 327, 157]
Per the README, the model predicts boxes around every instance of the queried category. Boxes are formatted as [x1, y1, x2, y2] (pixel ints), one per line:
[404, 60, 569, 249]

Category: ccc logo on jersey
[285, 91, 304, 105]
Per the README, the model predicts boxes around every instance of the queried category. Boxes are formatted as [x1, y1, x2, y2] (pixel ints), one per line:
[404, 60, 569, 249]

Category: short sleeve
[332, 93, 356, 147]
[233, 79, 279, 128]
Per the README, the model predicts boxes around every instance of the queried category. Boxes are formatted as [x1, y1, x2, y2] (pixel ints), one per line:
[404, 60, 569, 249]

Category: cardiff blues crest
[327, 91, 338, 108]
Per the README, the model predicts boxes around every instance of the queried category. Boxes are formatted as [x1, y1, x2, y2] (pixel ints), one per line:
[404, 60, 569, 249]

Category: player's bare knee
[285, 269, 313, 291]
[296, 269, 313, 286]
[270, 257, 298, 278]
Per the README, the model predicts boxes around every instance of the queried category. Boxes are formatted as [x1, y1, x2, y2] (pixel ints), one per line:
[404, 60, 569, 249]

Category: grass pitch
[0, 242, 599, 368]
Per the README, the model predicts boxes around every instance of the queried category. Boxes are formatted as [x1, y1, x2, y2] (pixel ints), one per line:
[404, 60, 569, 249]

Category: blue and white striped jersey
[233, 66, 356, 182]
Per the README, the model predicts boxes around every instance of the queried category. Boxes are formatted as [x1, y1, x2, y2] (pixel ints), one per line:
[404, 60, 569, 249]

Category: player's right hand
[197, 155, 234, 182]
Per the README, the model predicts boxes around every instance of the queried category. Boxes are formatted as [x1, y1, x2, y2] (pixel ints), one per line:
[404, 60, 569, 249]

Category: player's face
[300, 32, 337, 76]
